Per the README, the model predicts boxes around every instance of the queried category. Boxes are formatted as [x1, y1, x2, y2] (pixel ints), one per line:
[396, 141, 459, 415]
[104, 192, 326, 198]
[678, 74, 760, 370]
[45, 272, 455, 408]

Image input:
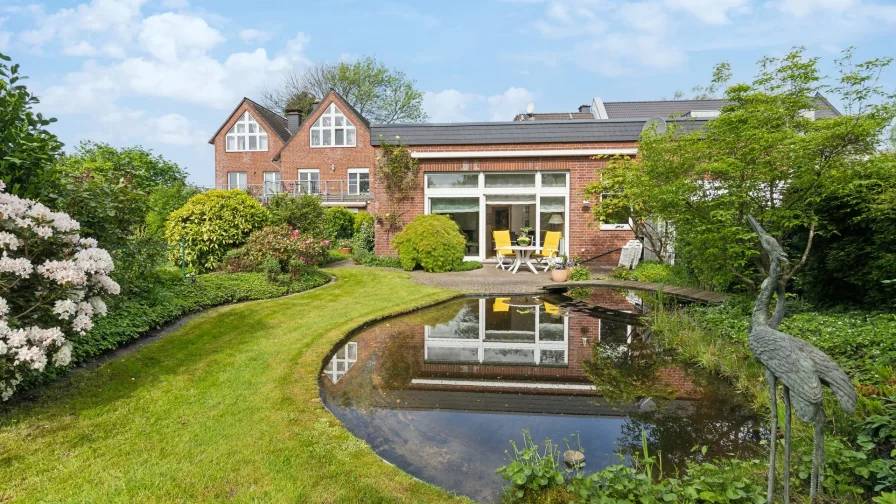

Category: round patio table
[508, 245, 539, 274]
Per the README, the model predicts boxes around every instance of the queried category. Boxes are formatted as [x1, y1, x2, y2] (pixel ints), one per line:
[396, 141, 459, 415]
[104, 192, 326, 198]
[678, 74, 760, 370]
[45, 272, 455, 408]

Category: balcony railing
[223, 180, 373, 202]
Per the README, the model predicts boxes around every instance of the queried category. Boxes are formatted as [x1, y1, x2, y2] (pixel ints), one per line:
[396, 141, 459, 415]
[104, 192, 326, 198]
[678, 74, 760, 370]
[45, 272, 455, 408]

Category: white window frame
[423, 171, 570, 262]
[598, 171, 632, 231]
[228, 172, 247, 191]
[225, 111, 269, 152]
[310, 103, 356, 148]
[263, 171, 281, 197]
[347, 168, 370, 195]
[298, 169, 320, 195]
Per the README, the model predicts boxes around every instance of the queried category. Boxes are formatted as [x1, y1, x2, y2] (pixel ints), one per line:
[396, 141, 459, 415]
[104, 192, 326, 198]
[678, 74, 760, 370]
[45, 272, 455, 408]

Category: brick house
[211, 93, 840, 265]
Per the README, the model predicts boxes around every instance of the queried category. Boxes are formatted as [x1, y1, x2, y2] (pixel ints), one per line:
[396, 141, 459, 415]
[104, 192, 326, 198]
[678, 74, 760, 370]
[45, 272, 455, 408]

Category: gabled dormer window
[310, 103, 356, 147]
[226, 111, 268, 152]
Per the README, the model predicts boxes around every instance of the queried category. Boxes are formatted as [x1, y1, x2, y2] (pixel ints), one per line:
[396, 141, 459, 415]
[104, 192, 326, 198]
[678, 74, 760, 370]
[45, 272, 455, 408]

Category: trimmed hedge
[391, 214, 465, 272]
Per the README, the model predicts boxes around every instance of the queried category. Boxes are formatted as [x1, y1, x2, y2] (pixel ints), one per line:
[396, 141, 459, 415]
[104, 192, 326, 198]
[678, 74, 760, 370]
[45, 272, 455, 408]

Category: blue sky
[2, 0, 895, 185]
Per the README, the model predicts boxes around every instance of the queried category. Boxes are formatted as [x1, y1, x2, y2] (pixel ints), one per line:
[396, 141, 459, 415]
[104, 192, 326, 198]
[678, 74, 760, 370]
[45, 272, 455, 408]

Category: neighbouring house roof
[514, 93, 841, 121]
[370, 118, 708, 146]
[207, 98, 291, 144]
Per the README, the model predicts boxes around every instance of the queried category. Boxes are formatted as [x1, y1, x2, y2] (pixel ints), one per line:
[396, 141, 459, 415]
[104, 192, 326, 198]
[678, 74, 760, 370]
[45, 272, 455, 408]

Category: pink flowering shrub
[0, 179, 119, 400]
[225, 224, 329, 274]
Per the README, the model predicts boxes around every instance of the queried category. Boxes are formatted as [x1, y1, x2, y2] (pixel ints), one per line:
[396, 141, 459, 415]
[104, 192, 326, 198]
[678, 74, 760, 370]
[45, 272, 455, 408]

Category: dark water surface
[319, 290, 760, 503]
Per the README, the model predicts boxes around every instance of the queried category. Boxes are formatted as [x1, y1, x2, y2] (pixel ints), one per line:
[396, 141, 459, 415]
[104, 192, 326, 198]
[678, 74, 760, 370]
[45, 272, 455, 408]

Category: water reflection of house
[321, 290, 701, 403]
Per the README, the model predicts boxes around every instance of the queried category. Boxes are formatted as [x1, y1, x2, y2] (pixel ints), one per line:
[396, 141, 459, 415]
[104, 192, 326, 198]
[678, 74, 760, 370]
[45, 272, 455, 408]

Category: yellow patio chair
[493, 230, 513, 270]
[543, 302, 560, 315]
[533, 231, 562, 272]
[493, 297, 511, 312]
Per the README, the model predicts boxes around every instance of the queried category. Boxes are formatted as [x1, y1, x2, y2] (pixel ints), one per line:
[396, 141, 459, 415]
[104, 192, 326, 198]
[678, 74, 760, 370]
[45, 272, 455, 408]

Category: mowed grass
[0, 268, 469, 504]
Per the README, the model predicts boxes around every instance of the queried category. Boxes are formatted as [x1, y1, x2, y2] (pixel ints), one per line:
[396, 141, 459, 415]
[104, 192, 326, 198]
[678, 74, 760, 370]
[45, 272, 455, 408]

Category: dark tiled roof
[514, 94, 840, 122]
[207, 98, 291, 144]
[246, 99, 291, 142]
[370, 118, 708, 146]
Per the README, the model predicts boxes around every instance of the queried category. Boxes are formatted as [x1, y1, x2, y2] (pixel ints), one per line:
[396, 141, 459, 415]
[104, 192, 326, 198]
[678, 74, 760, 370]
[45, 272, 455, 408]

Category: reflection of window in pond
[424, 298, 568, 366]
[428, 302, 480, 340]
[600, 319, 632, 345]
[323, 342, 358, 384]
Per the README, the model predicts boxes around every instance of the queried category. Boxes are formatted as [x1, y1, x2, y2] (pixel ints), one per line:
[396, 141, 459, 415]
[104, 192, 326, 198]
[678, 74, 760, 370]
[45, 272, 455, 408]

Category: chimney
[578, 104, 590, 113]
[310, 99, 321, 113]
[286, 109, 302, 135]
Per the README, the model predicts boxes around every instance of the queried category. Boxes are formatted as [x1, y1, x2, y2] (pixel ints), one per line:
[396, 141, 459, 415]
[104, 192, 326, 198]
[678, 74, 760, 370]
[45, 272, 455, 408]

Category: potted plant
[338, 239, 352, 255]
[517, 235, 531, 246]
[550, 255, 574, 282]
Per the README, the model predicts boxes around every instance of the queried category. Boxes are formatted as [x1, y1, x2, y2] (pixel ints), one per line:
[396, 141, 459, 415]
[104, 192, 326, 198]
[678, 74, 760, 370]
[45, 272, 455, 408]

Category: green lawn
[0, 268, 469, 503]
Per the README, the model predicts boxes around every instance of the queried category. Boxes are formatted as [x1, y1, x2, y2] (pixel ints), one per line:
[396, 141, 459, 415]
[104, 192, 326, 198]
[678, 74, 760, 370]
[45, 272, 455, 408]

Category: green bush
[353, 219, 375, 253]
[268, 194, 327, 238]
[452, 260, 482, 272]
[353, 212, 375, 234]
[391, 214, 465, 272]
[352, 249, 403, 269]
[613, 260, 698, 288]
[325, 206, 356, 240]
[239, 224, 329, 271]
[165, 190, 270, 273]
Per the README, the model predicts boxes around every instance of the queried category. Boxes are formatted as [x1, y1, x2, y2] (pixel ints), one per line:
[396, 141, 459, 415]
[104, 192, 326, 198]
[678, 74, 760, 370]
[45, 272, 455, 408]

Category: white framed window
[348, 168, 369, 195]
[310, 103, 356, 147]
[298, 169, 320, 194]
[228, 172, 247, 191]
[599, 192, 632, 230]
[225, 111, 269, 152]
[263, 171, 281, 197]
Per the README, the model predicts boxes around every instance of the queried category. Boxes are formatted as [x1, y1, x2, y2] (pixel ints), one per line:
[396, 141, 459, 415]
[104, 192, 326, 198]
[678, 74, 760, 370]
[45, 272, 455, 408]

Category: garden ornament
[747, 215, 857, 504]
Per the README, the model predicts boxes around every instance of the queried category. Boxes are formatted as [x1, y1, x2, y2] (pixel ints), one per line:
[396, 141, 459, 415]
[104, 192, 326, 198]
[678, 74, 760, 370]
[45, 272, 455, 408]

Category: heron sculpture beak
[747, 215, 765, 236]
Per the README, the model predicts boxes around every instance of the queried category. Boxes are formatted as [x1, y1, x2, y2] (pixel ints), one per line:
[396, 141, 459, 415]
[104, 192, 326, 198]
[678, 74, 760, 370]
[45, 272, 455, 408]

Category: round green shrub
[353, 219, 375, 253]
[353, 212, 375, 234]
[391, 214, 465, 272]
[325, 206, 355, 240]
[165, 189, 270, 273]
[268, 193, 327, 238]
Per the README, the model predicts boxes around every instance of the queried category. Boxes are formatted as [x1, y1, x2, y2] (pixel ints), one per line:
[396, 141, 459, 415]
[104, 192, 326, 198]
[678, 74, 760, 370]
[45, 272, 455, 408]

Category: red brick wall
[212, 101, 286, 189]
[277, 92, 376, 207]
[372, 141, 636, 264]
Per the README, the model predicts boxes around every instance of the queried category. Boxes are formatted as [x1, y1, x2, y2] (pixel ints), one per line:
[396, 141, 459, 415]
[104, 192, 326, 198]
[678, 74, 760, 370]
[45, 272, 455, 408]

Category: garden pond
[319, 290, 762, 503]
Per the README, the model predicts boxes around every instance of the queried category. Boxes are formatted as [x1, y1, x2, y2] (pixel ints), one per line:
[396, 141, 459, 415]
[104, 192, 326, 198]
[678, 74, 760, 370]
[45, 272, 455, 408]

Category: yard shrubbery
[267, 193, 327, 238]
[165, 190, 270, 273]
[392, 214, 465, 272]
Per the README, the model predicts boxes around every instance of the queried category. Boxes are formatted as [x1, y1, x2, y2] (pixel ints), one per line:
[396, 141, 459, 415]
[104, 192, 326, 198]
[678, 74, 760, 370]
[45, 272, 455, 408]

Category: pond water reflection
[319, 290, 760, 503]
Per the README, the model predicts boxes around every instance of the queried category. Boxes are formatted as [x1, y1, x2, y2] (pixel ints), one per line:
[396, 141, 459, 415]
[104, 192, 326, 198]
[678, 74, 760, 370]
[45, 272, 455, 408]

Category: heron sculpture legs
[810, 408, 826, 502]
[766, 369, 777, 504]
[783, 386, 792, 504]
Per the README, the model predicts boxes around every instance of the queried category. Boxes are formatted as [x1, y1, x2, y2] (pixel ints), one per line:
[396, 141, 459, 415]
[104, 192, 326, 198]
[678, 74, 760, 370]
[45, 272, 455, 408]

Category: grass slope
[0, 268, 468, 504]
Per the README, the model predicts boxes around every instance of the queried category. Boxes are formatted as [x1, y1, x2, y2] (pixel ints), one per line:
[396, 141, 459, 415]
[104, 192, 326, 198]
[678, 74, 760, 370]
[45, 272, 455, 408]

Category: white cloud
[487, 87, 536, 121]
[238, 28, 272, 44]
[664, 0, 750, 24]
[138, 13, 225, 63]
[62, 40, 97, 56]
[777, 0, 856, 17]
[161, 0, 189, 8]
[147, 113, 204, 145]
[424, 87, 536, 123]
[0, 32, 9, 52]
[19, 0, 148, 51]
[423, 89, 479, 123]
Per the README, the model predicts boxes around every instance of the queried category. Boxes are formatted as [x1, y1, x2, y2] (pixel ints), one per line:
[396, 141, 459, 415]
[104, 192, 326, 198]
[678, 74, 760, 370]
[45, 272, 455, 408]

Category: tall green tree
[263, 56, 427, 123]
[0, 52, 64, 200]
[587, 47, 896, 292]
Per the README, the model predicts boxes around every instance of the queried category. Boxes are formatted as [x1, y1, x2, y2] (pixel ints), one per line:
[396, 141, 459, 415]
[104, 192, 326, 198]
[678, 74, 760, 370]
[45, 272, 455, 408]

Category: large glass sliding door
[424, 171, 569, 262]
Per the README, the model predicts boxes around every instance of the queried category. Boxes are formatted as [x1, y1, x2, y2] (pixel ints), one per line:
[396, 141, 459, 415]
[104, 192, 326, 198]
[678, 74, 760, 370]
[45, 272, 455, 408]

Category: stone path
[328, 261, 723, 302]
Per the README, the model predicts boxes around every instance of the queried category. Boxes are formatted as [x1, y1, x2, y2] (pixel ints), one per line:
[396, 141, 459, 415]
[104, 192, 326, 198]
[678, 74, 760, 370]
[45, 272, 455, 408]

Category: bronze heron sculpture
[747, 216, 857, 503]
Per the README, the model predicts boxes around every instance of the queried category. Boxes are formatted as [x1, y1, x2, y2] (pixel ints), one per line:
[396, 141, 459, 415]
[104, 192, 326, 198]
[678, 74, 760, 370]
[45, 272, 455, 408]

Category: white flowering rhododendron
[0, 179, 118, 400]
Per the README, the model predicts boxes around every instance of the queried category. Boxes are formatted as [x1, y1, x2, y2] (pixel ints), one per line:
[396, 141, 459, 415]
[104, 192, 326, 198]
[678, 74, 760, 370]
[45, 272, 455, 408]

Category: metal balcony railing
[222, 179, 372, 202]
